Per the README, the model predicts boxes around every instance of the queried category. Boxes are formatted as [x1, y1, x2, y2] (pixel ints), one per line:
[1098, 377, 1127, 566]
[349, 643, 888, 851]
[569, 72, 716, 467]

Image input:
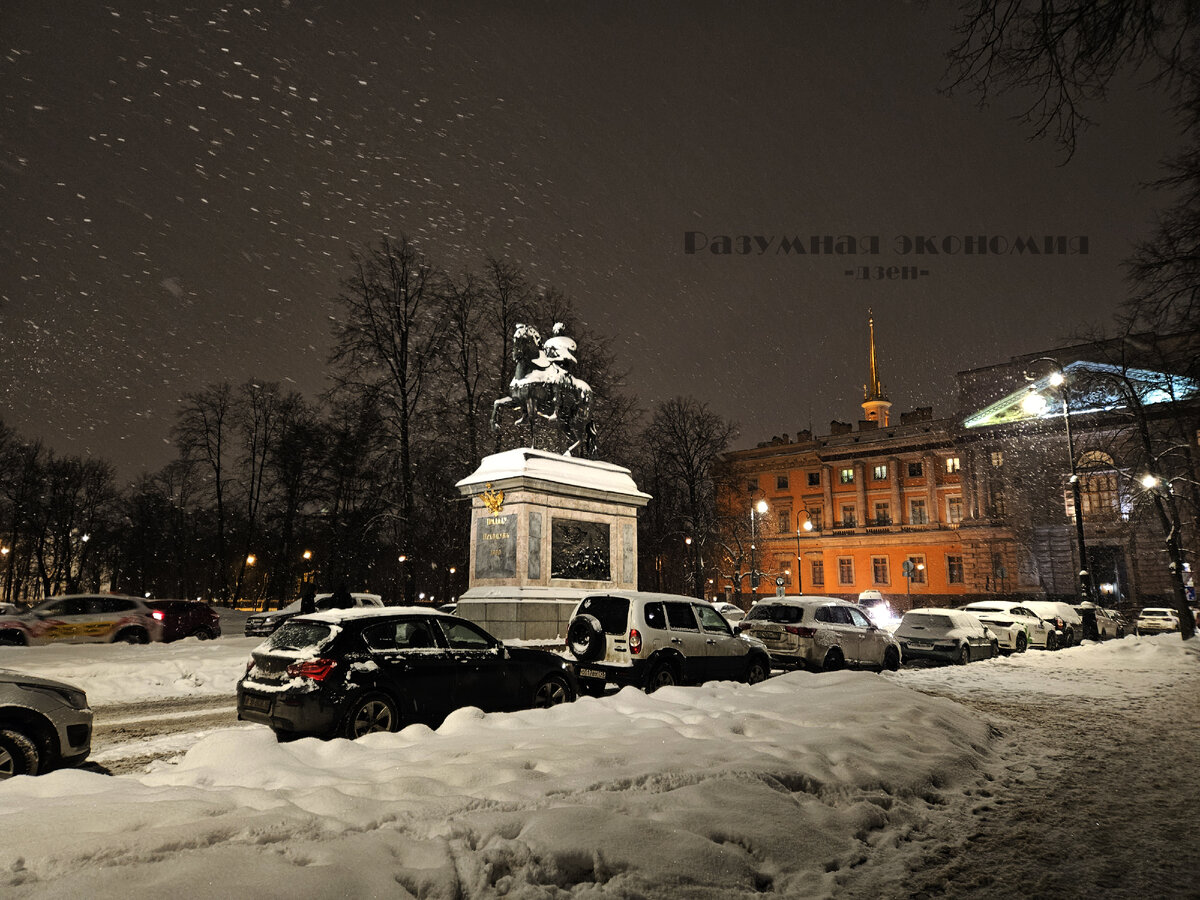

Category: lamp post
[794, 514, 814, 595]
[1023, 359, 1095, 603]
[749, 498, 768, 598]
[0, 545, 9, 603]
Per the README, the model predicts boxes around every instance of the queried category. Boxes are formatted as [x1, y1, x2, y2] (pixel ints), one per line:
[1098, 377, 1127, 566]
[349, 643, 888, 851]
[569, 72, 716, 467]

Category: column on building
[924, 452, 940, 524]
[822, 464, 834, 526]
[889, 456, 903, 525]
[854, 461, 867, 528]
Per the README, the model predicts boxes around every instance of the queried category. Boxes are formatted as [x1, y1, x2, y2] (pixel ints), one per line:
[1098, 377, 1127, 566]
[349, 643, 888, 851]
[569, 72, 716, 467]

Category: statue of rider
[543, 322, 578, 373]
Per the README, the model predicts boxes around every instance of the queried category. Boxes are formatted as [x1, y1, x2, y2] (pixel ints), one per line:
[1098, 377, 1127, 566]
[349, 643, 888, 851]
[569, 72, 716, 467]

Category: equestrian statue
[490, 322, 599, 458]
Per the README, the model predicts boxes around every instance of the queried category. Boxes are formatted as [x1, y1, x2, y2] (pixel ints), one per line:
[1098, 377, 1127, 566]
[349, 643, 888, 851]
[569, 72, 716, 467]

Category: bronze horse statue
[490, 324, 598, 458]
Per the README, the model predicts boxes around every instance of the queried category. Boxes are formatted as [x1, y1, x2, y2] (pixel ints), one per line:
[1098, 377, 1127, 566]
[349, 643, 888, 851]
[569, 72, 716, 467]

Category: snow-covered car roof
[298, 605, 448, 625]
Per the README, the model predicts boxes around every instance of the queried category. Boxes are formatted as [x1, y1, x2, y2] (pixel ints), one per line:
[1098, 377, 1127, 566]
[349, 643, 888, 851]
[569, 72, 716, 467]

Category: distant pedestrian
[329, 581, 353, 609]
[299, 584, 317, 615]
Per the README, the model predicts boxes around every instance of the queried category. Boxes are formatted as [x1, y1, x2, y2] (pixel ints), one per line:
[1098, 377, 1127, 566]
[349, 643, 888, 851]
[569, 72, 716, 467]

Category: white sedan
[712, 601, 746, 622]
[960, 601, 1060, 652]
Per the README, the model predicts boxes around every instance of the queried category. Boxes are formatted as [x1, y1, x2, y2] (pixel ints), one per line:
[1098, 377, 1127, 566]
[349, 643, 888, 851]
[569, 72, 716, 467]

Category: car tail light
[151, 610, 165, 621]
[286, 658, 338, 681]
[783, 626, 816, 637]
[628, 628, 642, 655]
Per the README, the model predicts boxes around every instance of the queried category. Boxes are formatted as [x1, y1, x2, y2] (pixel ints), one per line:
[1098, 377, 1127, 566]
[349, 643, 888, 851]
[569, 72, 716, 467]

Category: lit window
[990, 451, 1004, 468]
[945, 456, 961, 473]
[947, 496, 963, 524]
[947, 555, 964, 584]
[872, 464, 888, 481]
[838, 557, 854, 585]
[776, 474, 789, 490]
[872, 556, 889, 585]
[906, 555, 927, 584]
[907, 461, 923, 478]
[839, 468, 854, 484]
[909, 499, 928, 525]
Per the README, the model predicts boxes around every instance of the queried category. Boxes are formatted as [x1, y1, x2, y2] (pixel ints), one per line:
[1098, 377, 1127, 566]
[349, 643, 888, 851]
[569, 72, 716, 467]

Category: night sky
[0, 2, 1178, 477]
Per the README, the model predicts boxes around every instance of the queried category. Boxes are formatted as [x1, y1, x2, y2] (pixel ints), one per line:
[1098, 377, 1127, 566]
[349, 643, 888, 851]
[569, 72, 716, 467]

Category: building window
[746, 478, 758, 492]
[907, 461, 923, 478]
[777, 556, 793, 585]
[777, 509, 792, 533]
[841, 505, 856, 527]
[872, 556, 890, 585]
[776, 474, 789, 490]
[909, 499, 928, 525]
[906, 555, 927, 584]
[811, 558, 825, 586]
[807, 471, 821, 487]
[947, 496, 963, 524]
[990, 450, 1004, 467]
[872, 464, 888, 481]
[945, 456, 961, 473]
[873, 502, 891, 525]
[947, 555, 964, 584]
[838, 557, 854, 586]
[839, 467, 854, 484]
[806, 508, 823, 531]
[991, 487, 1007, 516]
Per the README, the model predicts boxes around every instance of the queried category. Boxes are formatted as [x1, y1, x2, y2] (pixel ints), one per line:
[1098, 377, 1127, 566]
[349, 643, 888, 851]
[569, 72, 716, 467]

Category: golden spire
[861, 309, 891, 425]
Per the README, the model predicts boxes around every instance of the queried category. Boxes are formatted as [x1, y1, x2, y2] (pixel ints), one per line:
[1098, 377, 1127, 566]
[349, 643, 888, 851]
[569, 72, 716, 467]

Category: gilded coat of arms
[481, 482, 504, 513]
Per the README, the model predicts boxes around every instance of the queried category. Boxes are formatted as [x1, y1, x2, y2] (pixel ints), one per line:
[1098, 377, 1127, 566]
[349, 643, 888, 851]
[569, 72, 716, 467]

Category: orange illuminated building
[716, 311, 1025, 611]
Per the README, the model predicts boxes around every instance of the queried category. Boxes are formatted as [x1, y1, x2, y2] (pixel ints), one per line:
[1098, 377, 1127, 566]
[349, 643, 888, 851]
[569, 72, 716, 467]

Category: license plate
[906, 641, 932, 649]
[578, 667, 606, 681]
[242, 693, 272, 713]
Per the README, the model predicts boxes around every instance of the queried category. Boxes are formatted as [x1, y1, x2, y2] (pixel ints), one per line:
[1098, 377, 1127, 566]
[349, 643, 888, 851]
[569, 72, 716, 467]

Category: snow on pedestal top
[456, 447, 651, 502]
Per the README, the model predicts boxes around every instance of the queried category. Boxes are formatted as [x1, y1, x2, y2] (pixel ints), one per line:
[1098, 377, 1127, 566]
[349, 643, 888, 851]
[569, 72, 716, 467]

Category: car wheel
[532, 674, 572, 708]
[645, 661, 677, 693]
[342, 692, 400, 739]
[956, 644, 970, 666]
[744, 656, 770, 684]
[117, 628, 149, 644]
[822, 648, 845, 672]
[0, 729, 40, 779]
[882, 646, 900, 672]
[1064, 628, 1075, 646]
[1045, 631, 1059, 652]
[566, 614, 606, 662]
[191, 628, 214, 640]
[0, 632, 26, 646]
[1015, 633, 1028, 653]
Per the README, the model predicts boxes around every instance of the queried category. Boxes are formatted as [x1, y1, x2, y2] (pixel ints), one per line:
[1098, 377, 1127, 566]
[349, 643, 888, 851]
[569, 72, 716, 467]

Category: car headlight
[22, 684, 89, 710]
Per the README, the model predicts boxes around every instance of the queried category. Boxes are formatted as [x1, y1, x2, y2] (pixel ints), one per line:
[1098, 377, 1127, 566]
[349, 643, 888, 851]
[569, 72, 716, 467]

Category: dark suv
[566, 590, 771, 693]
[146, 600, 222, 642]
[238, 607, 577, 740]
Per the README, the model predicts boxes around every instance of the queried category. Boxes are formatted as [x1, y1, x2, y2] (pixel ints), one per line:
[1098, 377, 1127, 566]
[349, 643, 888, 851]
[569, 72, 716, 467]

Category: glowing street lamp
[245, 554, 257, 567]
[1025, 358, 1095, 603]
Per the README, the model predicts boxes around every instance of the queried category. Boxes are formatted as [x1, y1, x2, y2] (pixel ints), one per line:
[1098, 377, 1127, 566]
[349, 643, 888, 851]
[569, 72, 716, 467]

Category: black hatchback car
[237, 607, 578, 740]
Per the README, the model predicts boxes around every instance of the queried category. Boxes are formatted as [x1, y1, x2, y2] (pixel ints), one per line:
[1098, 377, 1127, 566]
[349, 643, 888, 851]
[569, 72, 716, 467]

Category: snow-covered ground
[1, 632, 1196, 898]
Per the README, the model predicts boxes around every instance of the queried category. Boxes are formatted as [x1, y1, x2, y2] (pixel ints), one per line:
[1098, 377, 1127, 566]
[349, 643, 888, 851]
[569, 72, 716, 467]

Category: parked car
[0, 594, 163, 646]
[857, 590, 900, 629]
[1072, 604, 1121, 641]
[1023, 600, 1084, 646]
[737, 596, 901, 672]
[711, 601, 746, 623]
[244, 592, 384, 637]
[0, 669, 93, 778]
[0, 602, 23, 616]
[238, 607, 577, 740]
[1135, 607, 1180, 635]
[565, 591, 772, 694]
[960, 601, 1059, 652]
[1108, 610, 1134, 638]
[436, 603, 458, 615]
[894, 608, 999, 665]
[146, 600, 221, 642]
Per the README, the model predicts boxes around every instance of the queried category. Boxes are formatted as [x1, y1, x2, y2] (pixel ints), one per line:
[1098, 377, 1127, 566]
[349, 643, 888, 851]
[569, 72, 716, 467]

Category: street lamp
[794, 509, 816, 596]
[1024, 358, 1095, 603]
[750, 498, 768, 596]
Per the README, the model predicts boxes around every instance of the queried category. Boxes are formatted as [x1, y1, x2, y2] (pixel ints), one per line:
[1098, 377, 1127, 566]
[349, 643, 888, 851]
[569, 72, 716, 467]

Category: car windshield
[264, 620, 332, 651]
[576, 596, 630, 635]
[1140, 609, 1172, 617]
[965, 606, 1003, 614]
[744, 604, 804, 625]
[902, 613, 953, 630]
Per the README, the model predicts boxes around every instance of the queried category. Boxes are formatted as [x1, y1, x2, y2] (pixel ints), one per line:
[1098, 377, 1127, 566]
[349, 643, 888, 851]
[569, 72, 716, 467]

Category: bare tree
[642, 397, 739, 598]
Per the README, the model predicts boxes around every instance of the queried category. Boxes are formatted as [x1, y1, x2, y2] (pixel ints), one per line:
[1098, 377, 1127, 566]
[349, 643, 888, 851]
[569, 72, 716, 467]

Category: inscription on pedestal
[475, 513, 517, 578]
[528, 511, 542, 580]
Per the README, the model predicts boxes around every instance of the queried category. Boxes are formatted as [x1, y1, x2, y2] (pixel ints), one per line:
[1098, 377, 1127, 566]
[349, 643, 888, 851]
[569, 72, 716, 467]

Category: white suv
[566, 591, 772, 694]
[1135, 607, 1180, 635]
[738, 596, 901, 672]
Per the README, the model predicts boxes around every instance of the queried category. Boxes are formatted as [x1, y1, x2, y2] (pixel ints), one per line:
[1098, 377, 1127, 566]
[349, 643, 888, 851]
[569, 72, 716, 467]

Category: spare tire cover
[567, 614, 605, 662]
